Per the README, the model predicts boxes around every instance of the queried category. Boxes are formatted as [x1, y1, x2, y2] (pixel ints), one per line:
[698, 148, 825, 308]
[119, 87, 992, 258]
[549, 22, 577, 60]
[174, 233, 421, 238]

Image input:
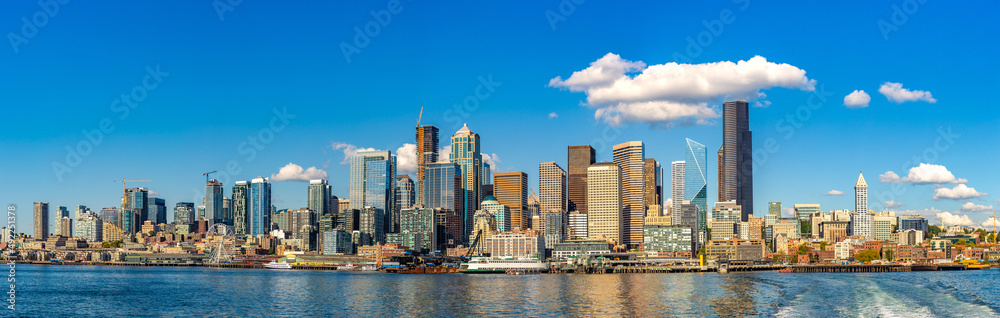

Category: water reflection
[708, 274, 759, 317]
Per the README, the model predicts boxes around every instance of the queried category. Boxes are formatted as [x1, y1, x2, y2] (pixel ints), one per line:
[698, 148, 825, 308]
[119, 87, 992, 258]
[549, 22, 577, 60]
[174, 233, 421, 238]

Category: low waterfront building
[705, 239, 765, 261]
[551, 239, 613, 259]
[483, 230, 545, 259]
[642, 225, 695, 256]
[898, 229, 925, 246]
[357, 243, 406, 261]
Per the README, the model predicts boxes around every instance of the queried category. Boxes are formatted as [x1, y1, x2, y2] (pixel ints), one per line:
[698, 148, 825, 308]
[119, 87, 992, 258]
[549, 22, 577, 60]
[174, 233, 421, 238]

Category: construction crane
[416, 106, 423, 128]
[113, 179, 150, 193]
[202, 171, 218, 184]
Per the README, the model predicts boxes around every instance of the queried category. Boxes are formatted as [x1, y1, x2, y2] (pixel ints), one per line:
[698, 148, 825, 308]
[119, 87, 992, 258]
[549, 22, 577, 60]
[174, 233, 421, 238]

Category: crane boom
[202, 170, 218, 184]
[416, 106, 423, 128]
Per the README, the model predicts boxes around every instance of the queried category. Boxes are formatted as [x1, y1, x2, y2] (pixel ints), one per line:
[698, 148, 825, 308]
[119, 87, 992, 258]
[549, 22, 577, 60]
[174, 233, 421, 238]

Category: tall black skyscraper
[719, 100, 753, 221]
[567, 145, 596, 214]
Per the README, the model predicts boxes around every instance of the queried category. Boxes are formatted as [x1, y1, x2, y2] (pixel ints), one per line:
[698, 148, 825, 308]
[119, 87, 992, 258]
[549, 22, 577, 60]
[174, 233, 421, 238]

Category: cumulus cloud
[878, 82, 936, 103]
[843, 90, 870, 108]
[825, 190, 845, 196]
[270, 163, 328, 182]
[549, 53, 815, 127]
[937, 211, 974, 227]
[879, 171, 902, 183]
[548, 112, 558, 119]
[782, 207, 795, 218]
[961, 202, 993, 212]
[982, 217, 1000, 229]
[880, 164, 967, 184]
[395, 143, 417, 175]
[331, 142, 376, 164]
[482, 153, 501, 173]
[884, 200, 904, 208]
[933, 184, 988, 201]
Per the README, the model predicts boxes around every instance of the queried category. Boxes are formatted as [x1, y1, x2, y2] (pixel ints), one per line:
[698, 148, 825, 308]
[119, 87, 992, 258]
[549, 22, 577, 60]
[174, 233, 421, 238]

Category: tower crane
[113, 179, 150, 208]
[202, 171, 218, 184]
[416, 106, 423, 128]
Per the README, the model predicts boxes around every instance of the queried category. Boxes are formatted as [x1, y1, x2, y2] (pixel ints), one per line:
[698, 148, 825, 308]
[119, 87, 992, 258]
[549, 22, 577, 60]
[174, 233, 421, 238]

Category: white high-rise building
[855, 172, 868, 215]
[671, 161, 685, 224]
[587, 163, 623, 245]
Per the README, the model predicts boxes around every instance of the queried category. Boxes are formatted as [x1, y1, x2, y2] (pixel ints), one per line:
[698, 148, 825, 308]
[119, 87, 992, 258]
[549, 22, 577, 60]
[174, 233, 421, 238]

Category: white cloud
[878, 82, 936, 104]
[549, 54, 815, 127]
[331, 142, 376, 165]
[782, 207, 795, 218]
[879, 171, 901, 183]
[981, 217, 1000, 229]
[880, 164, 967, 184]
[843, 90, 870, 108]
[436, 146, 451, 163]
[395, 143, 417, 175]
[884, 200, 904, 208]
[936, 211, 974, 227]
[825, 190, 845, 196]
[961, 202, 993, 212]
[482, 153, 501, 173]
[270, 163, 328, 182]
[548, 112, 558, 119]
[933, 184, 988, 201]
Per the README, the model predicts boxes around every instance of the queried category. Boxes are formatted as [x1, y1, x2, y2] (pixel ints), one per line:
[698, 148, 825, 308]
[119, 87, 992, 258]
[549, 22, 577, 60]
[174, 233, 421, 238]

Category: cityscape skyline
[3, 2, 998, 236]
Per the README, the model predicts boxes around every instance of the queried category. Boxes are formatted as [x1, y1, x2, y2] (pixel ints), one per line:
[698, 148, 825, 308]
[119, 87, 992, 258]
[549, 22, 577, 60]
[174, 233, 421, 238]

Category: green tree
[819, 241, 828, 251]
[797, 244, 810, 255]
[929, 225, 943, 237]
[855, 249, 880, 263]
[884, 249, 895, 262]
[800, 221, 811, 236]
[148, 230, 156, 236]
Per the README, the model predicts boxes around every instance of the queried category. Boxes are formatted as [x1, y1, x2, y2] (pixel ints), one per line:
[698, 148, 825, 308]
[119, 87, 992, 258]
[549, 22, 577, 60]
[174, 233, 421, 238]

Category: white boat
[360, 265, 378, 271]
[337, 264, 357, 271]
[460, 257, 549, 274]
[264, 260, 292, 269]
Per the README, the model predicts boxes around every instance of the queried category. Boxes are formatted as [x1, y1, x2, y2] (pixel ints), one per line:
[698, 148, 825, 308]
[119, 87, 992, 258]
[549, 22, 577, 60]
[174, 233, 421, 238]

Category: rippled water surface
[14, 264, 1000, 317]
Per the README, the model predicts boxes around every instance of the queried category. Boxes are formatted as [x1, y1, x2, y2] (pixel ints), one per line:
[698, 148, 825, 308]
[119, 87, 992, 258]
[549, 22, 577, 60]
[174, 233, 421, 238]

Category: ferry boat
[459, 257, 549, 274]
[337, 264, 357, 271]
[360, 265, 378, 271]
[264, 260, 292, 269]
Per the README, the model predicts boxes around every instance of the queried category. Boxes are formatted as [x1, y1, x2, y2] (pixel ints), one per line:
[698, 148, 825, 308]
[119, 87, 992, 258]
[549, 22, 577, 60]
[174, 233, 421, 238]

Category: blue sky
[2, 1, 998, 234]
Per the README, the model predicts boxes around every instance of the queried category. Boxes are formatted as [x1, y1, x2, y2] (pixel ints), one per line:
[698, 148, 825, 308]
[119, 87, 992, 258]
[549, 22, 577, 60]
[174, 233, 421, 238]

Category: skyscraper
[684, 138, 708, 233]
[449, 124, 482, 238]
[365, 159, 396, 234]
[539, 162, 567, 213]
[205, 179, 224, 226]
[416, 125, 440, 206]
[855, 171, 868, 214]
[568, 145, 596, 214]
[494, 172, 528, 231]
[308, 179, 331, 216]
[349, 150, 397, 210]
[394, 175, 415, 233]
[174, 202, 195, 225]
[34, 202, 49, 239]
[424, 162, 465, 245]
[671, 161, 685, 223]
[480, 195, 511, 232]
[719, 100, 753, 221]
[250, 177, 272, 235]
[643, 159, 663, 209]
[147, 197, 167, 225]
[122, 188, 148, 234]
[232, 181, 250, 235]
[74, 205, 88, 219]
[53, 206, 69, 237]
[587, 163, 622, 245]
[613, 141, 645, 247]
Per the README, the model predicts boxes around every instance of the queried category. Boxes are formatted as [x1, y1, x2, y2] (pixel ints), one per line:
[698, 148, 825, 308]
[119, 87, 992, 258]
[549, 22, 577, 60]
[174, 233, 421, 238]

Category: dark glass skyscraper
[232, 181, 250, 235]
[147, 197, 167, 225]
[416, 125, 439, 206]
[174, 202, 195, 225]
[205, 179, 224, 226]
[720, 100, 753, 221]
[567, 145, 596, 214]
[250, 177, 271, 236]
